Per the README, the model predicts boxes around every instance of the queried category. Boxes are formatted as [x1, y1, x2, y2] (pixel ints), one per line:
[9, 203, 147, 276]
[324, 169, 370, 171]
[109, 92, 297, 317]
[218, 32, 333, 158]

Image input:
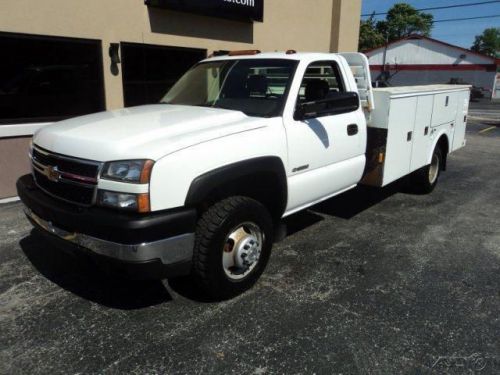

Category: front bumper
[17, 174, 197, 279]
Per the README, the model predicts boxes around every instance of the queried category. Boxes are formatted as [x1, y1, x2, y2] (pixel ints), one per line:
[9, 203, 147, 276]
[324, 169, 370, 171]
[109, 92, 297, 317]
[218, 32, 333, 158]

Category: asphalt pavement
[1, 104, 499, 374]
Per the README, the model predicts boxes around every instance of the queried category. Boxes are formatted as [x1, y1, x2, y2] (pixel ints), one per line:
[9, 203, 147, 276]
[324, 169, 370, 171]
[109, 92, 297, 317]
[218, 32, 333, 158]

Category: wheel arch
[429, 132, 450, 171]
[185, 156, 288, 221]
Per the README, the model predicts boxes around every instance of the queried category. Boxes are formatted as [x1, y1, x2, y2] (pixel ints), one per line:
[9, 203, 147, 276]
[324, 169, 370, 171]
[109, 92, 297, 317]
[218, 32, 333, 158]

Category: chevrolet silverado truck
[17, 51, 470, 299]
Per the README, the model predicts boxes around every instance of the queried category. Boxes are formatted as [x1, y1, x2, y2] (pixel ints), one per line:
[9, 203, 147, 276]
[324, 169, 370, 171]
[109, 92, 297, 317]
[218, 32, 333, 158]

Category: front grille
[34, 169, 95, 205]
[31, 145, 102, 206]
[32, 148, 98, 178]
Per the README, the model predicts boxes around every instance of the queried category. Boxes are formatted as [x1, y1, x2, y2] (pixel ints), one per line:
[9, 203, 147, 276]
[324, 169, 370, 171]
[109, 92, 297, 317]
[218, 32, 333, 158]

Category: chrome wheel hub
[223, 222, 263, 280]
[235, 235, 260, 268]
[428, 153, 439, 184]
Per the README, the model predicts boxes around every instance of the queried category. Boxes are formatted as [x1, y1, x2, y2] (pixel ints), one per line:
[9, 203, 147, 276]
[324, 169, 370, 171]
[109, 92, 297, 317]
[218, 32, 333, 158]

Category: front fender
[148, 119, 288, 211]
[185, 156, 288, 213]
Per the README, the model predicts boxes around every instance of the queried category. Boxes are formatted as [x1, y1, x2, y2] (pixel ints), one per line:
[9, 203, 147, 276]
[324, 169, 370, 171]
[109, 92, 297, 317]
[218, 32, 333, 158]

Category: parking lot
[1, 104, 499, 374]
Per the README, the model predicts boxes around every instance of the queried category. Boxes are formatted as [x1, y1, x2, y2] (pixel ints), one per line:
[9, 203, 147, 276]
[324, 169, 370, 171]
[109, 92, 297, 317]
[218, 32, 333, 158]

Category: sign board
[145, 0, 264, 22]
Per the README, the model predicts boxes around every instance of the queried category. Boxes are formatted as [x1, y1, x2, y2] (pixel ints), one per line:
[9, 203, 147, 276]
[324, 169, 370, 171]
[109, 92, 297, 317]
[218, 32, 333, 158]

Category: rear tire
[410, 147, 442, 194]
[192, 196, 274, 300]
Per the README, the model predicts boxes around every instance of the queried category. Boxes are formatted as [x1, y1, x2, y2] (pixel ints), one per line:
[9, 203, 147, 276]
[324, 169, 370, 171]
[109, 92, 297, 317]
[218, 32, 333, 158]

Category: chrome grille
[31, 145, 102, 206]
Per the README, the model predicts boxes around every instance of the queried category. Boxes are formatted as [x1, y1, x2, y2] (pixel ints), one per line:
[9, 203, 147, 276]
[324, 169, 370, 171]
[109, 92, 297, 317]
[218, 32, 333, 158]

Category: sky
[361, 0, 500, 49]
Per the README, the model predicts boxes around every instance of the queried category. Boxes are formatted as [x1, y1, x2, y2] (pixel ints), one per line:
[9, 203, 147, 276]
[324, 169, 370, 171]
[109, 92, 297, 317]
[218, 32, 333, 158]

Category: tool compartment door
[383, 97, 417, 185]
[410, 95, 433, 171]
[452, 90, 470, 151]
[431, 92, 458, 127]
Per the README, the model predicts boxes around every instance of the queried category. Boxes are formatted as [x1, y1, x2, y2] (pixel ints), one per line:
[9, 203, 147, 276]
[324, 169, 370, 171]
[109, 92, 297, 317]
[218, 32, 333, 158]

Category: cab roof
[202, 51, 343, 63]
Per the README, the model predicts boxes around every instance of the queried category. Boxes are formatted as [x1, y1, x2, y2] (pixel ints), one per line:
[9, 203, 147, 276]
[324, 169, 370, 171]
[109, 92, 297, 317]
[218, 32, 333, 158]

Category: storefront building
[0, 0, 361, 199]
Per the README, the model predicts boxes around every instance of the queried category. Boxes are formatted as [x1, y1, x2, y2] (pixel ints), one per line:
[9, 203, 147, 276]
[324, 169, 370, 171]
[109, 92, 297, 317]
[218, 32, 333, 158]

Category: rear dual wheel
[192, 196, 274, 300]
[410, 147, 443, 194]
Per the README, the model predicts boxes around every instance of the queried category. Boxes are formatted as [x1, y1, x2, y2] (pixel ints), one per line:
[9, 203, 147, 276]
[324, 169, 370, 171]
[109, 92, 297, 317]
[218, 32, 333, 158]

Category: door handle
[347, 124, 358, 136]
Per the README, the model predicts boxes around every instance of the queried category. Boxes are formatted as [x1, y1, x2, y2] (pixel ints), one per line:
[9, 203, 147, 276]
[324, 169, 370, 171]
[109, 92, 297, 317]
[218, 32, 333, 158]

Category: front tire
[192, 196, 274, 300]
[410, 147, 442, 194]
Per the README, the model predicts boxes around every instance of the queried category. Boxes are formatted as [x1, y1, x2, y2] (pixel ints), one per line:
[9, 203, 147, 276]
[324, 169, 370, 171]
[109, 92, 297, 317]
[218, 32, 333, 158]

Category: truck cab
[17, 51, 469, 299]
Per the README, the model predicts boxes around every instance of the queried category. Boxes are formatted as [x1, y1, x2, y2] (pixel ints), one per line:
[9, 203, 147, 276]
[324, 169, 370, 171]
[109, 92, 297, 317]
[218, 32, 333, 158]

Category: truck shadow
[20, 230, 172, 310]
[282, 180, 404, 236]
[311, 182, 404, 219]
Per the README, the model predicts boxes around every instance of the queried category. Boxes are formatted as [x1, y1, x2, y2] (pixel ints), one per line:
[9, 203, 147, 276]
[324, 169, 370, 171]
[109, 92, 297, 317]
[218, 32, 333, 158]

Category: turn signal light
[140, 160, 155, 184]
[137, 193, 151, 213]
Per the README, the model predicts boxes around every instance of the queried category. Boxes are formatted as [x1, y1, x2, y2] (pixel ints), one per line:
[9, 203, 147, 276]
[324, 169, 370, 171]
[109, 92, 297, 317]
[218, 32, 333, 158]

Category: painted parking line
[468, 116, 500, 122]
[478, 126, 497, 134]
[468, 117, 494, 122]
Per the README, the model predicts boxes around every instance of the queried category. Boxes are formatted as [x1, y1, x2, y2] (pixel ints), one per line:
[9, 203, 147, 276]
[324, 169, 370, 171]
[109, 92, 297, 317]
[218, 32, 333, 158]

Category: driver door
[284, 60, 366, 214]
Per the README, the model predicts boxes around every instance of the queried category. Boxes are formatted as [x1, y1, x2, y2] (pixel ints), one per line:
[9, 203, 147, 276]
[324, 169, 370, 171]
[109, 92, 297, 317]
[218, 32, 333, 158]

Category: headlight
[101, 160, 154, 183]
[98, 190, 150, 212]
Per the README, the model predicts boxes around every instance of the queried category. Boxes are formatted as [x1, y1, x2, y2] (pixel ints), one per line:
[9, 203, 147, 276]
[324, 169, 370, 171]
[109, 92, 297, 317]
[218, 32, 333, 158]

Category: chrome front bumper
[24, 206, 195, 265]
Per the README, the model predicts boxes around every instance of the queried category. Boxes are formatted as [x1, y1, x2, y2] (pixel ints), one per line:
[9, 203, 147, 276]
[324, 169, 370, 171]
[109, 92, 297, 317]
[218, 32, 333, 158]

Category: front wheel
[410, 147, 443, 194]
[192, 196, 274, 300]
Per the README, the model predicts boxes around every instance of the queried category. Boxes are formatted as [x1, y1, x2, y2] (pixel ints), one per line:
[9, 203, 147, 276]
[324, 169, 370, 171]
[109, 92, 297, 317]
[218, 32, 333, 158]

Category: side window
[298, 61, 345, 103]
[294, 61, 358, 120]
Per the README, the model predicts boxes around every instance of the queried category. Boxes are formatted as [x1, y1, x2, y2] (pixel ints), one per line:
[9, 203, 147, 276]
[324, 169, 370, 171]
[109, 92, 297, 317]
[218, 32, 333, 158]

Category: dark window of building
[0, 32, 105, 125]
[121, 42, 206, 107]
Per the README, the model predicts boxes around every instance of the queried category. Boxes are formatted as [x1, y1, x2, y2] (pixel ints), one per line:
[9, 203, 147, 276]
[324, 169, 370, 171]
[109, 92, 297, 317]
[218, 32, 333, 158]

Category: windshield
[161, 59, 298, 118]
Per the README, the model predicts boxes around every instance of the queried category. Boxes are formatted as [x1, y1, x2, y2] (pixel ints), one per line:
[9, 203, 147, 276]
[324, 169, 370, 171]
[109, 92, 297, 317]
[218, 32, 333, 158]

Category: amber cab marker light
[139, 160, 155, 184]
[286, 49, 297, 54]
[137, 193, 151, 213]
[228, 50, 261, 56]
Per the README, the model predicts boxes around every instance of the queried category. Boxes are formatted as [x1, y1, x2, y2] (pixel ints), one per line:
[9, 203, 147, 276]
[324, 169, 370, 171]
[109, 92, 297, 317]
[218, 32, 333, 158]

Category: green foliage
[359, 14, 386, 51]
[377, 3, 434, 41]
[471, 28, 500, 57]
[359, 3, 434, 51]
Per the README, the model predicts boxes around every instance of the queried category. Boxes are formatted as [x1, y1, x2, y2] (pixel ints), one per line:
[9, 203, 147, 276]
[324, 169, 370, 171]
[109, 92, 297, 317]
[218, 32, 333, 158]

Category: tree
[471, 28, 500, 57]
[359, 3, 434, 51]
[377, 3, 434, 41]
[359, 14, 386, 51]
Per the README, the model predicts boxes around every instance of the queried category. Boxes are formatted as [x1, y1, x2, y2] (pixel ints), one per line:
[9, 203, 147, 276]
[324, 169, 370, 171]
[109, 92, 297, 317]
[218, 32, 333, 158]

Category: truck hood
[34, 104, 266, 161]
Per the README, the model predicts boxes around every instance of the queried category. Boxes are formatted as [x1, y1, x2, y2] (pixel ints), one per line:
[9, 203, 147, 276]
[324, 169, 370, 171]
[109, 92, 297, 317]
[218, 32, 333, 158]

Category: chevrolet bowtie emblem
[46, 165, 61, 182]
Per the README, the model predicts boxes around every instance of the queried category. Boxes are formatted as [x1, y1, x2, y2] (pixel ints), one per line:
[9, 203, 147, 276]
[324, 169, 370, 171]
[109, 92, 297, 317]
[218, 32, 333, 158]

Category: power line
[362, 0, 500, 17]
[433, 14, 500, 22]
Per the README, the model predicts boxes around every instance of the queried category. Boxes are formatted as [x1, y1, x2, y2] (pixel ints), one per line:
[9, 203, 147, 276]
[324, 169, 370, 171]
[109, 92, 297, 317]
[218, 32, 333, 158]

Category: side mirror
[294, 92, 360, 121]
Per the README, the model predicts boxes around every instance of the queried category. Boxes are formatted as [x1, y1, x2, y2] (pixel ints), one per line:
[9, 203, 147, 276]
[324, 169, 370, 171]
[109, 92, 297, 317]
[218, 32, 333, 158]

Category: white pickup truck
[17, 51, 470, 299]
